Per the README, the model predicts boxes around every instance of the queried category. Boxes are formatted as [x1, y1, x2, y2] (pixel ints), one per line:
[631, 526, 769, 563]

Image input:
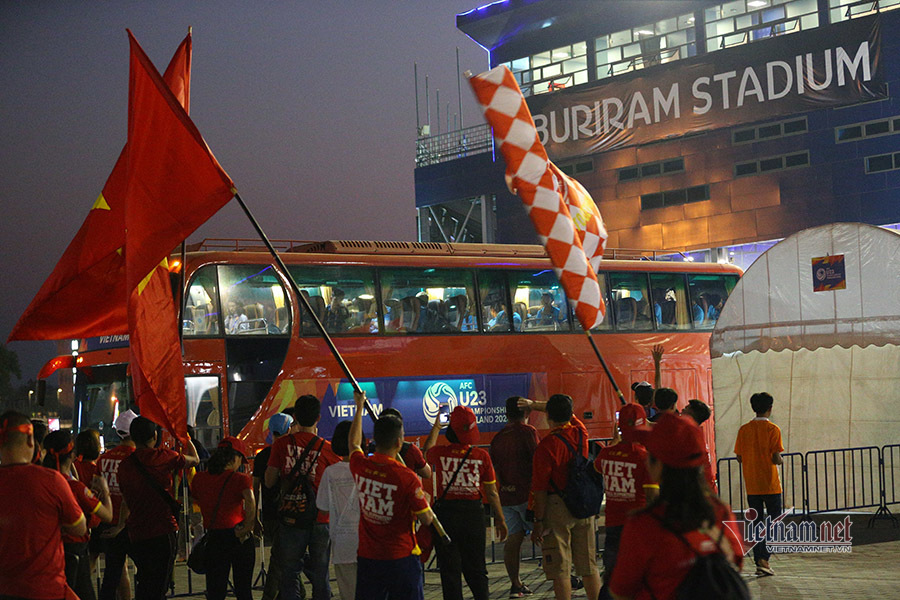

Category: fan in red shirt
[593, 404, 658, 600]
[96, 409, 138, 600]
[348, 390, 435, 600]
[0, 411, 87, 600]
[609, 413, 745, 600]
[424, 405, 507, 600]
[117, 415, 200, 600]
[264, 394, 340, 600]
[523, 394, 602, 600]
[191, 436, 257, 600]
[73, 428, 102, 483]
[42, 429, 114, 600]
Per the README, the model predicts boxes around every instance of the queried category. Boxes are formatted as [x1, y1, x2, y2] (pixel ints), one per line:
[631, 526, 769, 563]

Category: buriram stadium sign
[526, 15, 886, 161]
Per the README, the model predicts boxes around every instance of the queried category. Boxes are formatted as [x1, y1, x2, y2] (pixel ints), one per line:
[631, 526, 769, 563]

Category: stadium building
[415, 0, 900, 267]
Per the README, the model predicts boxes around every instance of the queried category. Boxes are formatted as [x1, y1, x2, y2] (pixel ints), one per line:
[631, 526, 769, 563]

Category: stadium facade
[415, 0, 900, 267]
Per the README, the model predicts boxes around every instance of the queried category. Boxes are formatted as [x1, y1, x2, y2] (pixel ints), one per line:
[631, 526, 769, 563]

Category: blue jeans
[276, 522, 331, 600]
[748, 493, 783, 563]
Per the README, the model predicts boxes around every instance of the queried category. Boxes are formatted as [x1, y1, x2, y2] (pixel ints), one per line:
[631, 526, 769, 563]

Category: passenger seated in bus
[421, 299, 452, 333]
[224, 300, 249, 334]
[488, 302, 522, 332]
[691, 295, 707, 326]
[349, 297, 378, 334]
[706, 293, 723, 325]
[325, 288, 350, 333]
[535, 292, 564, 328]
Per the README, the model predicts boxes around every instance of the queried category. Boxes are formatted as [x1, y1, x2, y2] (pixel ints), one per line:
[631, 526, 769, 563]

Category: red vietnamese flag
[124, 30, 234, 444]
[8, 32, 193, 342]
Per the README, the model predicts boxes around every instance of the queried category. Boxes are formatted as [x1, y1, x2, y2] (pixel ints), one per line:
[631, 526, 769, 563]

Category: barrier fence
[717, 444, 899, 526]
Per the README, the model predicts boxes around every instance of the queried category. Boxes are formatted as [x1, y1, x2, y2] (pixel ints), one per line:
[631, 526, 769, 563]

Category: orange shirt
[734, 418, 784, 495]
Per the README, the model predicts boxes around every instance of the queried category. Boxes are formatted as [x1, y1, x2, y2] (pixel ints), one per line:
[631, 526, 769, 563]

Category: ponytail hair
[42, 429, 75, 472]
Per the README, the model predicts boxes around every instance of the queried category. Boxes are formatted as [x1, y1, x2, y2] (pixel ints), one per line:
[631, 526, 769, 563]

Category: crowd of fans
[0, 358, 786, 600]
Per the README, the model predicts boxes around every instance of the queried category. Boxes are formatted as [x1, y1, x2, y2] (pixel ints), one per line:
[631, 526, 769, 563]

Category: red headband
[48, 441, 75, 456]
[0, 422, 33, 445]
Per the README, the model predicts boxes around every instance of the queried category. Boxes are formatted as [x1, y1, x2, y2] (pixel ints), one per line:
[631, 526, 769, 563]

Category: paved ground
[145, 516, 900, 598]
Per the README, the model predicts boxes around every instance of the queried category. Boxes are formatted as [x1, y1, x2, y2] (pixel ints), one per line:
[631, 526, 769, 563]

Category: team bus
[64, 239, 740, 465]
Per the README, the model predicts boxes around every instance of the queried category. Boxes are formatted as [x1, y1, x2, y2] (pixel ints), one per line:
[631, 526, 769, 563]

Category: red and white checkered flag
[469, 66, 608, 329]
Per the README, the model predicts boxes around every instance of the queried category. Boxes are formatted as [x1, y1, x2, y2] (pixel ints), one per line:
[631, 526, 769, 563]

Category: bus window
[379, 268, 476, 334]
[183, 265, 220, 337]
[74, 365, 132, 447]
[687, 274, 739, 329]
[609, 273, 653, 331]
[288, 266, 378, 335]
[649, 273, 691, 330]
[186, 375, 222, 450]
[509, 269, 571, 332]
[477, 270, 517, 333]
[572, 273, 613, 332]
[218, 265, 288, 336]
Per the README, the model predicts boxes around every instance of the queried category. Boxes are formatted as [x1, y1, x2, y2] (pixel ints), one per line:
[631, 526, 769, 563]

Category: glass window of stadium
[183, 265, 221, 337]
[829, 0, 900, 23]
[287, 265, 378, 335]
[609, 273, 653, 331]
[500, 41, 588, 96]
[508, 269, 572, 332]
[379, 268, 476, 334]
[705, 0, 819, 51]
[596, 14, 696, 80]
[218, 265, 288, 336]
[418, 196, 491, 244]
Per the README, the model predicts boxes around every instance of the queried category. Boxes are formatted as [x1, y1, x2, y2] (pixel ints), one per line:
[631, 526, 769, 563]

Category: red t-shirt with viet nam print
[349, 450, 430, 560]
[426, 443, 496, 501]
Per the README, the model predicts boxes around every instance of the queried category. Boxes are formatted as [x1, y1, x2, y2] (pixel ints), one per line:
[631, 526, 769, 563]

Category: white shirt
[316, 461, 360, 564]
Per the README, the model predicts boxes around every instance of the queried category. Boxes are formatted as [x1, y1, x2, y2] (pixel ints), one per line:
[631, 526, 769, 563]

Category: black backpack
[278, 436, 324, 528]
[651, 515, 751, 600]
[550, 430, 604, 519]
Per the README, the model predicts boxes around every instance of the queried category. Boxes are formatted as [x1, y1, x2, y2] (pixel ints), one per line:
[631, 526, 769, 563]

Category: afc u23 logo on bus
[422, 381, 486, 423]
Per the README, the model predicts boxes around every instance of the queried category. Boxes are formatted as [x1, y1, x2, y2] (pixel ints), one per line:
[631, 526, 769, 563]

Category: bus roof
[180, 239, 744, 275]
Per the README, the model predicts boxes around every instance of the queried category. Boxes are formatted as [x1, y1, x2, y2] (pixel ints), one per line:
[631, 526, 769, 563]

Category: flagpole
[232, 191, 453, 545]
[585, 330, 626, 406]
[231, 192, 379, 422]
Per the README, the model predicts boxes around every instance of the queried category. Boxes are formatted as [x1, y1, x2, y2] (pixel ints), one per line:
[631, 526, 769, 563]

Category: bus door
[186, 374, 224, 450]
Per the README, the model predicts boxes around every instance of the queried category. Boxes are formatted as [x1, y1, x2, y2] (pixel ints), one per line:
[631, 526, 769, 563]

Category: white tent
[711, 223, 900, 461]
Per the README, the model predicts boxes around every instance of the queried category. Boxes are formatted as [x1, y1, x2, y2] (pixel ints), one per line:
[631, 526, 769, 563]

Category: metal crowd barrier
[717, 445, 899, 527]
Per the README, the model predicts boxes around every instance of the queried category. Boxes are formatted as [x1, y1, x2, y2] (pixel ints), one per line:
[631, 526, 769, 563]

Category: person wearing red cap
[0, 411, 87, 600]
[609, 413, 744, 600]
[594, 404, 658, 600]
[191, 436, 257, 600]
[424, 405, 507, 600]
[522, 394, 601, 600]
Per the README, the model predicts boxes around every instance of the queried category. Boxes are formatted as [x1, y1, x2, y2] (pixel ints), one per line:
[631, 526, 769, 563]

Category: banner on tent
[812, 255, 847, 292]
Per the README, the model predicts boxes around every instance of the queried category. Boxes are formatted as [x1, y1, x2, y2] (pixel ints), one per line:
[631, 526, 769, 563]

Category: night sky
[0, 1, 490, 383]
